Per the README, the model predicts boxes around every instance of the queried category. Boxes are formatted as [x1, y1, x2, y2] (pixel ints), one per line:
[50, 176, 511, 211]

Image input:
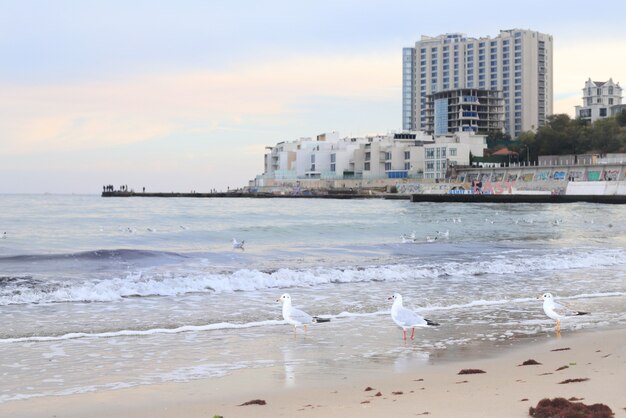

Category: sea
[0, 194, 625, 403]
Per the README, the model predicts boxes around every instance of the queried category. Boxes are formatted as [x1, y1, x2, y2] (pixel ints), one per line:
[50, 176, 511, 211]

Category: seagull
[401, 231, 417, 243]
[436, 229, 449, 239]
[426, 235, 438, 243]
[276, 293, 329, 335]
[232, 238, 245, 249]
[388, 293, 439, 341]
[1, 232, 6, 239]
[538, 292, 589, 335]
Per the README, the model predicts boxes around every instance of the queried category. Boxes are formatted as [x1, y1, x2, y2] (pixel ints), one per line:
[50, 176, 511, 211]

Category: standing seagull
[232, 238, 245, 249]
[276, 293, 329, 336]
[388, 293, 439, 341]
[538, 292, 589, 335]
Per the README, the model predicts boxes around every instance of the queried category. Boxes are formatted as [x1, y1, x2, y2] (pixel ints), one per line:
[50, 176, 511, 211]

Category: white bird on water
[232, 238, 245, 249]
[276, 293, 330, 336]
[538, 292, 589, 335]
[389, 293, 439, 341]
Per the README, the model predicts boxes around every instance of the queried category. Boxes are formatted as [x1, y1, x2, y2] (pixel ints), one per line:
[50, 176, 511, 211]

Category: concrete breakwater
[410, 193, 626, 204]
[101, 191, 398, 199]
[100, 191, 626, 203]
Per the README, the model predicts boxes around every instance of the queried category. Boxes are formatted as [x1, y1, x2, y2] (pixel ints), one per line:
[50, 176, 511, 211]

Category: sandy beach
[2, 327, 624, 418]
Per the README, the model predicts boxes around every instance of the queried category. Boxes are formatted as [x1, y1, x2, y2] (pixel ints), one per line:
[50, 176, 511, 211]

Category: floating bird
[232, 238, 245, 249]
[401, 231, 417, 243]
[388, 293, 439, 341]
[276, 293, 329, 335]
[1, 232, 6, 239]
[538, 292, 589, 335]
[426, 235, 438, 243]
[436, 229, 449, 239]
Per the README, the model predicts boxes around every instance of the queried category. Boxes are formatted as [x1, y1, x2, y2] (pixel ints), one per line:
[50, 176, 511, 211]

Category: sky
[1, 0, 625, 194]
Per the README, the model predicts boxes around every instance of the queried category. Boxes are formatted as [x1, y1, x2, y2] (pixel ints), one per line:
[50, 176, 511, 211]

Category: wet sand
[2, 327, 624, 418]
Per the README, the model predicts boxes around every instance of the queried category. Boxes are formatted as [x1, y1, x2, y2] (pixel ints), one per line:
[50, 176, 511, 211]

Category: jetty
[100, 190, 626, 203]
[101, 191, 399, 199]
[409, 194, 626, 204]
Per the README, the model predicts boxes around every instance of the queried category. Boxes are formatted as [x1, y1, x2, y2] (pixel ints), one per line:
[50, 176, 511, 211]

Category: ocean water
[0, 194, 625, 402]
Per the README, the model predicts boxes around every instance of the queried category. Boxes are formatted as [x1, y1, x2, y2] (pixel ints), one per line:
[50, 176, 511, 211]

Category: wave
[0, 249, 185, 263]
[4, 290, 625, 344]
[0, 320, 285, 344]
[1, 248, 625, 305]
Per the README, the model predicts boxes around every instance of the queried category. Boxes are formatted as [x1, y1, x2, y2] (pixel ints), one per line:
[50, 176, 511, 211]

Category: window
[426, 149, 435, 159]
[609, 98, 614, 105]
[404, 162, 411, 170]
[600, 108, 607, 117]
[404, 151, 410, 160]
[330, 154, 336, 163]
[330, 163, 335, 172]
[426, 161, 434, 170]
[385, 162, 392, 171]
[450, 148, 457, 156]
[364, 162, 370, 170]
[365, 152, 371, 161]
[311, 154, 315, 163]
[385, 152, 391, 160]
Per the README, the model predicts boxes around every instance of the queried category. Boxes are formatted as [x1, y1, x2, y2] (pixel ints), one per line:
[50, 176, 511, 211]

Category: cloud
[0, 51, 399, 154]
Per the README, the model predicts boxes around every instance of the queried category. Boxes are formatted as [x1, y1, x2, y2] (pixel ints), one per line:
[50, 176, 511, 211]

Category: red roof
[491, 147, 519, 156]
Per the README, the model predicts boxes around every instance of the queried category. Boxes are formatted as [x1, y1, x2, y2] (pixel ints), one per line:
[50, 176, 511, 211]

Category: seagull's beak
[387, 296, 393, 301]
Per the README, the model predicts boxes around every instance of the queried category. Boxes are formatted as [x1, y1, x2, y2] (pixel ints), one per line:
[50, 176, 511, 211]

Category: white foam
[1, 248, 625, 305]
[0, 320, 284, 344]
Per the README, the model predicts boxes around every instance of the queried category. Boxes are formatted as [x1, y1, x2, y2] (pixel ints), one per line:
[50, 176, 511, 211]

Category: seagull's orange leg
[403, 330, 407, 341]
[410, 328, 415, 340]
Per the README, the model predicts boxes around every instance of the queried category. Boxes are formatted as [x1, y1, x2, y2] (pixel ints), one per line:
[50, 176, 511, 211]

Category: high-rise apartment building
[425, 88, 504, 135]
[403, 29, 553, 138]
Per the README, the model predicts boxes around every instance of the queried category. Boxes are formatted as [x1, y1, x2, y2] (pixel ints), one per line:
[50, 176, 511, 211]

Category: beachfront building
[255, 131, 487, 189]
[352, 132, 431, 179]
[424, 132, 487, 179]
[403, 29, 553, 138]
[575, 78, 623, 123]
[425, 88, 504, 135]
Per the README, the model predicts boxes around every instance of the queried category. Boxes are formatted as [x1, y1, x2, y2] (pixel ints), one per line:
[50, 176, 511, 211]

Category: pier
[410, 194, 626, 204]
[100, 191, 626, 203]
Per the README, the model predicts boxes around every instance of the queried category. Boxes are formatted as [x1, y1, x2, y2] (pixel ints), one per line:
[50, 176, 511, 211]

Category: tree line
[487, 110, 626, 162]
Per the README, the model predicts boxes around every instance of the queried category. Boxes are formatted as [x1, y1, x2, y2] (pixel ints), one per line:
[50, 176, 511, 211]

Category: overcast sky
[1, 0, 625, 193]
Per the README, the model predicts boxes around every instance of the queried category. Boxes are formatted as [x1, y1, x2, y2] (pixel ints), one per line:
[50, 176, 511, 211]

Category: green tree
[615, 109, 626, 127]
[515, 113, 626, 158]
[590, 118, 622, 153]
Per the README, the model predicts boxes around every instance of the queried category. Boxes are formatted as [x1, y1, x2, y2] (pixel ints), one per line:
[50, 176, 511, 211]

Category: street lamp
[521, 145, 530, 166]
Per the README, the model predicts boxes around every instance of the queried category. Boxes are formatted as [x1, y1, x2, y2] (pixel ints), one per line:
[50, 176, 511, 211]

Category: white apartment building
[403, 29, 553, 139]
[259, 131, 486, 184]
[424, 132, 487, 179]
[575, 78, 622, 123]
